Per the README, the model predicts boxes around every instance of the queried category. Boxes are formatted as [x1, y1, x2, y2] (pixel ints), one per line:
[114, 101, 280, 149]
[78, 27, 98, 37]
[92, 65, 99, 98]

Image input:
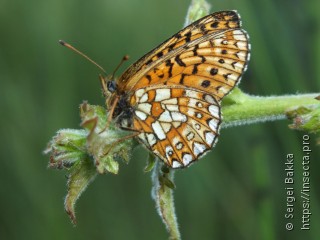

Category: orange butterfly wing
[130, 86, 221, 168]
[115, 11, 250, 168]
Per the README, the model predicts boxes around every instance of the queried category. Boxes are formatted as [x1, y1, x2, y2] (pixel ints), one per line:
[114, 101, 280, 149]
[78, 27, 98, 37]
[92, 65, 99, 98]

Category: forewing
[130, 86, 221, 168]
[117, 10, 250, 99]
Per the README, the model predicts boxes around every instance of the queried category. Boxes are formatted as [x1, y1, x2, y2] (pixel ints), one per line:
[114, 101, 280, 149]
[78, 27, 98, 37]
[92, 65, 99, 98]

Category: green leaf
[64, 157, 97, 224]
[97, 155, 119, 174]
[44, 129, 87, 169]
[159, 175, 176, 190]
[144, 153, 156, 172]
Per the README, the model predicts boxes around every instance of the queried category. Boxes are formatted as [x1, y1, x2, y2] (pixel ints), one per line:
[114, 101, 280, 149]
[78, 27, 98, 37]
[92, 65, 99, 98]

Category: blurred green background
[1, 0, 319, 239]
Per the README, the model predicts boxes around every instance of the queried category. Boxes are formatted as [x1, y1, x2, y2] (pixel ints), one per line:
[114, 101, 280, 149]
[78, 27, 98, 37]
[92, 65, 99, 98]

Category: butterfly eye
[107, 80, 117, 92]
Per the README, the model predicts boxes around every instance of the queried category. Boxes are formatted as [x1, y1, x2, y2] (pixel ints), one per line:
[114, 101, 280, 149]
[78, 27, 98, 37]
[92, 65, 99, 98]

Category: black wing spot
[210, 68, 218, 75]
[157, 52, 163, 58]
[168, 43, 176, 52]
[218, 59, 225, 64]
[184, 31, 192, 42]
[146, 75, 152, 82]
[165, 59, 172, 66]
[201, 80, 210, 88]
[221, 49, 227, 54]
[211, 22, 219, 28]
[176, 33, 182, 39]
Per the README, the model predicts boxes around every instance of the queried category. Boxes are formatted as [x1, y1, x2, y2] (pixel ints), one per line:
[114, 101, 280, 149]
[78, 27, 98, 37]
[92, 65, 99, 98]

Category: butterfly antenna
[111, 55, 129, 79]
[59, 40, 107, 74]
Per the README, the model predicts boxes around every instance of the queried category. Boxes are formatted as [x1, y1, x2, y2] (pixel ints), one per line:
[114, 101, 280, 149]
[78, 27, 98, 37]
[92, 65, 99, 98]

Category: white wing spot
[228, 74, 238, 81]
[236, 41, 247, 50]
[135, 89, 145, 98]
[138, 133, 147, 144]
[188, 98, 198, 107]
[218, 87, 228, 94]
[186, 131, 195, 141]
[193, 142, 206, 156]
[152, 121, 166, 140]
[187, 108, 195, 116]
[172, 122, 182, 128]
[158, 110, 173, 122]
[205, 132, 215, 145]
[172, 160, 182, 168]
[182, 153, 193, 166]
[176, 142, 183, 150]
[172, 137, 179, 145]
[195, 123, 201, 130]
[185, 89, 199, 99]
[166, 105, 179, 112]
[139, 93, 149, 103]
[160, 122, 172, 133]
[236, 51, 247, 61]
[208, 119, 218, 131]
[135, 110, 147, 120]
[234, 62, 244, 70]
[137, 103, 152, 115]
[155, 89, 171, 101]
[171, 112, 187, 122]
[196, 102, 203, 108]
[147, 133, 157, 146]
[165, 146, 174, 158]
[196, 113, 203, 119]
[233, 30, 246, 41]
[161, 98, 178, 105]
[204, 94, 215, 104]
[208, 105, 219, 118]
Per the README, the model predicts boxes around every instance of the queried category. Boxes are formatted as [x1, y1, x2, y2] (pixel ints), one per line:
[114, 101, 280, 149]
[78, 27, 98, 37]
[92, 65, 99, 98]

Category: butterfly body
[105, 10, 250, 168]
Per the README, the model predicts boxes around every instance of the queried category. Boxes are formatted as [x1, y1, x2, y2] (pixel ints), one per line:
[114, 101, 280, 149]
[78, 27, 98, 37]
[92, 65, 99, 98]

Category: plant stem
[152, 161, 180, 240]
[222, 89, 319, 128]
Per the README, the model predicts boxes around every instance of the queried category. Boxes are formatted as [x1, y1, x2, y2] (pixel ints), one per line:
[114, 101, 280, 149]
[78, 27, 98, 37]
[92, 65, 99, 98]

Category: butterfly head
[106, 79, 117, 93]
[103, 55, 129, 95]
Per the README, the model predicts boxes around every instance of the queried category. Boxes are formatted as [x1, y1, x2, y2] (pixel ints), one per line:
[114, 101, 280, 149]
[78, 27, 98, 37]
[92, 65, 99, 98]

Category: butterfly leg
[118, 126, 141, 132]
[99, 95, 119, 133]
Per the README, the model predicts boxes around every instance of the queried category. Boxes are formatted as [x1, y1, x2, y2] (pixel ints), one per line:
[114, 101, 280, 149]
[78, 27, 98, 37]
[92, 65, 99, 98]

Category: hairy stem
[152, 161, 180, 240]
[222, 89, 319, 128]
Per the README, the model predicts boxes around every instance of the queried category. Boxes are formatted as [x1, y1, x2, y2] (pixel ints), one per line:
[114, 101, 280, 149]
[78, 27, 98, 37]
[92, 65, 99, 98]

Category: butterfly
[104, 10, 250, 169]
